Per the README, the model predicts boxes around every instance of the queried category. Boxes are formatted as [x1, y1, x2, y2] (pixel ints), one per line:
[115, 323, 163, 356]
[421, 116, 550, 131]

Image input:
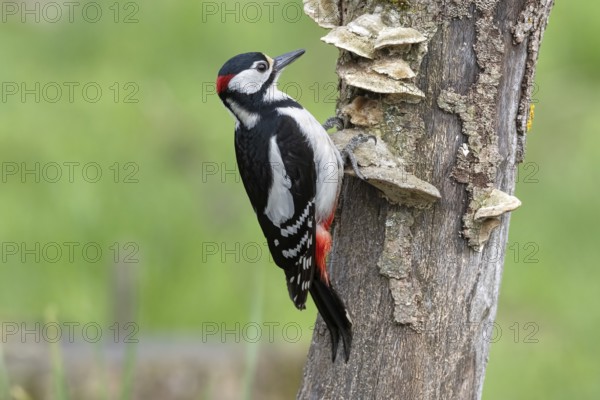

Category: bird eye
[257, 62, 268, 72]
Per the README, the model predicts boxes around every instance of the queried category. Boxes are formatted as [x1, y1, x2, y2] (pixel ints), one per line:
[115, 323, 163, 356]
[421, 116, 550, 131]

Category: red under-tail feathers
[315, 211, 335, 284]
[310, 209, 352, 362]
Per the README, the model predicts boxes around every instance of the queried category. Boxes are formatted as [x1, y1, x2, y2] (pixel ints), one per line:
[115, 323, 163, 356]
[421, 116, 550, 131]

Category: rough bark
[298, 1, 554, 399]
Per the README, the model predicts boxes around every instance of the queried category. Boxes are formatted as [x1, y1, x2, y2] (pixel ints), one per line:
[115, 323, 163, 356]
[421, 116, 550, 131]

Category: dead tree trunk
[299, 1, 554, 399]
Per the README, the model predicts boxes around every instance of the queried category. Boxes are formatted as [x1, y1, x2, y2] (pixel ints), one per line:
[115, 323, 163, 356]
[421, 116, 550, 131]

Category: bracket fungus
[321, 13, 385, 59]
[371, 58, 416, 80]
[374, 26, 427, 50]
[474, 189, 522, 221]
[320, 11, 428, 101]
[302, 0, 340, 28]
[468, 189, 522, 251]
[322, 27, 376, 59]
[338, 63, 424, 100]
[331, 129, 440, 209]
[321, 13, 427, 59]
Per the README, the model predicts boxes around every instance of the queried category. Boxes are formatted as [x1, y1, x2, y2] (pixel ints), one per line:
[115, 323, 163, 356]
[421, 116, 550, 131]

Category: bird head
[216, 49, 305, 100]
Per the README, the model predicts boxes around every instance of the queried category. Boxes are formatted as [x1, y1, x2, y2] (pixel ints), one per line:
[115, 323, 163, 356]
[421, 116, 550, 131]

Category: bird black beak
[273, 49, 305, 72]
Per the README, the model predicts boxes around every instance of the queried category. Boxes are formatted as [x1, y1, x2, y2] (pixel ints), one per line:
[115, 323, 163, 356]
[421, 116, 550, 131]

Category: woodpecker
[216, 49, 352, 362]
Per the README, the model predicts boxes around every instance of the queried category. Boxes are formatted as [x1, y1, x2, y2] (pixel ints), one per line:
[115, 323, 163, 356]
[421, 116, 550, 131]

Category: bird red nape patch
[216, 74, 235, 94]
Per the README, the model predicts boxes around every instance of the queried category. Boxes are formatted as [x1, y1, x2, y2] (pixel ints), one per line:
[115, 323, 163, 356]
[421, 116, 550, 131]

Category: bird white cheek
[228, 69, 269, 94]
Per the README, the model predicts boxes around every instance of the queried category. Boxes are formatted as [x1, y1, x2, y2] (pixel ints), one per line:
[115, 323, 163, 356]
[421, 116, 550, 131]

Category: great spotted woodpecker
[216, 49, 352, 361]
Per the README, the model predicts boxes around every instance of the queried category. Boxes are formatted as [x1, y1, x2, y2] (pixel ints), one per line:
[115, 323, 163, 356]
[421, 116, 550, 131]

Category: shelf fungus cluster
[303, 5, 436, 208]
[321, 12, 427, 102]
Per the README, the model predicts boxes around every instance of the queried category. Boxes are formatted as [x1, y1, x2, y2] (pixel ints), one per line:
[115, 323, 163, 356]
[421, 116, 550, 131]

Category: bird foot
[322, 117, 375, 181]
[322, 116, 344, 131]
[341, 133, 376, 181]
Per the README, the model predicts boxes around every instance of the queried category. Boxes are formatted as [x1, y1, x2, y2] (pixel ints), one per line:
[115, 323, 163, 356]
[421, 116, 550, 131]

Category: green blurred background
[0, 0, 598, 398]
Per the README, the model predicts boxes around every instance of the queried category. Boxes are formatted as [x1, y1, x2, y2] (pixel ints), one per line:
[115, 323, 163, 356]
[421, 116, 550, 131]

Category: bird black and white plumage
[216, 50, 352, 361]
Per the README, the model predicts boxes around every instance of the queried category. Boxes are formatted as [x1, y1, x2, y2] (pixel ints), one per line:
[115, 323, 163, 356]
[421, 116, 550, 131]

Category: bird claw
[322, 116, 344, 131]
[321, 117, 375, 181]
[341, 134, 376, 181]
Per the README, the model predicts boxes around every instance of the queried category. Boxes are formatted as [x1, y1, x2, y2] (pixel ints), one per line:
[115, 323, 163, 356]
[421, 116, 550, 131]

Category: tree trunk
[299, 1, 554, 399]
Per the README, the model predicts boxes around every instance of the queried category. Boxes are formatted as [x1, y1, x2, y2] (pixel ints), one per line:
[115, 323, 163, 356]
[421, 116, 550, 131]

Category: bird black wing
[235, 114, 316, 309]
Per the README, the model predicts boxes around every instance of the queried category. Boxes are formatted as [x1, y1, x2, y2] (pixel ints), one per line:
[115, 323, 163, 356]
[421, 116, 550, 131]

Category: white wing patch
[264, 136, 294, 227]
[276, 107, 343, 223]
